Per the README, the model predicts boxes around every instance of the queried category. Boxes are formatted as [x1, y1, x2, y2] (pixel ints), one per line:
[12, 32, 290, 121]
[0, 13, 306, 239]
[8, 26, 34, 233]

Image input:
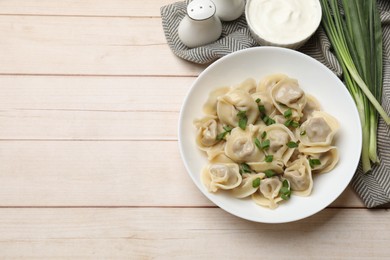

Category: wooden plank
[0, 0, 174, 17]
[0, 140, 365, 207]
[0, 208, 389, 258]
[0, 109, 179, 140]
[0, 16, 206, 76]
[0, 76, 194, 140]
[0, 76, 193, 112]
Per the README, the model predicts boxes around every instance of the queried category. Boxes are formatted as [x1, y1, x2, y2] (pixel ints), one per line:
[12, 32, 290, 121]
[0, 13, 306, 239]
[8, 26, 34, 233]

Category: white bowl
[245, 0, 322, 49]
[178, 47, 362, 223]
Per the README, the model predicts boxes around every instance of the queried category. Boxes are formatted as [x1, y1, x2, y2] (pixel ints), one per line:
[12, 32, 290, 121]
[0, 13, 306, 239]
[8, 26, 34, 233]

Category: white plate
[178, 47, 362, 223]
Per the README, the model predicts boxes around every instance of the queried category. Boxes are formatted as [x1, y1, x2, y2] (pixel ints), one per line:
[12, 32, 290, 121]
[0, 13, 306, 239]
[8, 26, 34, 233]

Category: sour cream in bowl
[246, 0, 322, 49]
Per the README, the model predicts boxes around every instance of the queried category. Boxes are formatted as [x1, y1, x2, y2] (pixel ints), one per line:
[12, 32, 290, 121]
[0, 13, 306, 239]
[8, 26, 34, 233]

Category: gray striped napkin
[161, 1, 390, 208]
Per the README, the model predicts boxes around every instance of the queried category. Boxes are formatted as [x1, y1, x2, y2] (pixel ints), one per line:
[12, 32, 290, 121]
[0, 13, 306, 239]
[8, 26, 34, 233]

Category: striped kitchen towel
[161, 1, 390, 208]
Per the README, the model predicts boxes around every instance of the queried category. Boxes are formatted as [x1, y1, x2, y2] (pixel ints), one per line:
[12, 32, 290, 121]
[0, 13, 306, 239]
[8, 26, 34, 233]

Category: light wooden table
[0, 1, 389, 258]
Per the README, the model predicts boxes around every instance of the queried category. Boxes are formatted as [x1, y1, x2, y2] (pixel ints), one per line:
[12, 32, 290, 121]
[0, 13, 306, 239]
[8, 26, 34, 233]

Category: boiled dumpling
[203, 87, 231, 115]
[248, 159, 284, 174]
[217, 89, 259, 127]
[299, 145, 339, 174]
[257, 74, 288, 93]
[225, 125, 265, 163]
[201, 163, 242, 192]
[284, 157, 313, 196]
[206, 142, 234, 163]
[300, 94, 321, 123]
[231, 173, 265, 198]
[233, 78, 257, 94]
[261, 124, 297, 164]
[252, 177, 283, 209]
[194, 116, 221, 151]
[298, 111, 339, 146]
[270, 77, 306, 119]
[251, 91, 277, 117]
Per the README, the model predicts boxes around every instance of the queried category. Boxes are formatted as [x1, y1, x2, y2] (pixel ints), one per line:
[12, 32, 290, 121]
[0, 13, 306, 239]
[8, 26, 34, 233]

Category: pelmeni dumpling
[203, 87, 231, 115]
[206, 142, 234, 163]
[233, 78, 257, 94]
[257, 73, 288, 93]
[217, 89, 259, 127]
[261, 124, 297, 164]
[270, 77, 306, 119]
[252, 177, 283, 209]
[231, 173, 265, 198]
[299, 145, 339, 174]
[284, 157, 313, 196]
[248, 159, 284, 174]
[201, 163, 242, 192]
[194, 116, 221, 151]
[251, 91, 277, 117]
[225, 125, 265, 163]
[298, 111, 339, 146]
[300, 94, 321, 122]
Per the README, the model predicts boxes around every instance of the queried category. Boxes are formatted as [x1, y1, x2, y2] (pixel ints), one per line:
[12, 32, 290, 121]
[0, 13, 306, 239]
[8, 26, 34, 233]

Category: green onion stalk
[320, 0, 390, 172]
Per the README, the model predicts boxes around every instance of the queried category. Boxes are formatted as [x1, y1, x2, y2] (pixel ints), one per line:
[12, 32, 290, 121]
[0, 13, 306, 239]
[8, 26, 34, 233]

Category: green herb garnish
[309, 158, 321, 169]
[291, 121, 300, 128]
[261, 131, 267, 139]
[237, 110, 248, 130]
[280, 179, 291, 200]
[258, 105, 266, 114]
[265, 155, 273, 162]
[260, 139, 270, 150]
[262, 115, 275, 126]
[284, 108, 292, 118]
[239, 163, 252, 174]
[264, 169, 275, 178]
[252, 178, 261, 188]
[286, 141, 298, 148]
[300, 130, 306, 136]
[255, 98, 261, 103]
[254, 137, 261, 149]
[216, 125, 233, 141]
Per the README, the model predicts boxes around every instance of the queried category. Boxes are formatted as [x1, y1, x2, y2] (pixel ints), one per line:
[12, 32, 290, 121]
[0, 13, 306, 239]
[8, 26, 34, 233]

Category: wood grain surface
[0, 0, 389, 258]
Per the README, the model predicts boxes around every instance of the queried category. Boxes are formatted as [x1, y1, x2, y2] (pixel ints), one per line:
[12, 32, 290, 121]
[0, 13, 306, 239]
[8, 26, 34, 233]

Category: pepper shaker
[178, 0, 222, 48]
[212, 0, 245, 21]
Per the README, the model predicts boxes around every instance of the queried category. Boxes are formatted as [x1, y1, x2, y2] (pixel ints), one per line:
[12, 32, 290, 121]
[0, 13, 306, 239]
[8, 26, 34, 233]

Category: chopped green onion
[223, 125, 233, 132]
[291, 121, 300, 128]
[265, 155, 273, 162]
[284, 119, 292, 127]
[252, 178, 261, 188]
[280, 187, 290, 194]
[286, 141, 298, 148]
[261, 131, 267, 139]
[300, 130, 306, 136]
[216, 125, 233, 141]
[258, 105, 266, 114]
[280, 180, 291, 200]
[262, 115, 275, 126]
[309, 158, 321, 169]
[264, 169, 275, 178]
[260, 139, 270, 150]
[255, 98, 261, 103]
[237, 110, 248, 130]
[254, 137, 261, 149]
[239, 163, 252, 174]
[284, 108, 292, 118]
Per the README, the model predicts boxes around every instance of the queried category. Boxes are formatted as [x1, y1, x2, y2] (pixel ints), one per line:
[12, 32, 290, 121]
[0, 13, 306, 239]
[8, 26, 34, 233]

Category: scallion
[320, 0, 390, 172]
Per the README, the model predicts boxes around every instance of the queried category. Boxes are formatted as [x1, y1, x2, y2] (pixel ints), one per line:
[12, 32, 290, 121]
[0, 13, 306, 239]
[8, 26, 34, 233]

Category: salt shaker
[178, 0, 222, 48]
[212, 0, 245, 21]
